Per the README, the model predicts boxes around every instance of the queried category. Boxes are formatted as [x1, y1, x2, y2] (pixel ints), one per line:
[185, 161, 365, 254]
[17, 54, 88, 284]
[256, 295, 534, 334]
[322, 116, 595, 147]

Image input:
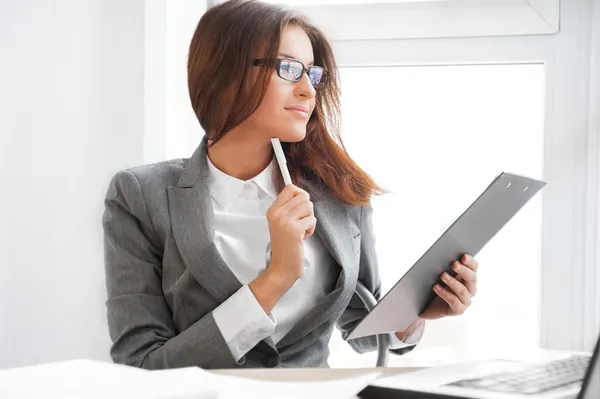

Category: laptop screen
[580, 336, 600, 399]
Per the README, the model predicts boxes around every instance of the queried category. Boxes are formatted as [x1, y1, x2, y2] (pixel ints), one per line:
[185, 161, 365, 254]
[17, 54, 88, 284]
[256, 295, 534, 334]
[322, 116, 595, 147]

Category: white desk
[210, 366, 423, 382]
[209, 367, 422, 399]
[209, 347, 577, 383]
[1, 349, 581, 399]
[207, 348, 582, 398]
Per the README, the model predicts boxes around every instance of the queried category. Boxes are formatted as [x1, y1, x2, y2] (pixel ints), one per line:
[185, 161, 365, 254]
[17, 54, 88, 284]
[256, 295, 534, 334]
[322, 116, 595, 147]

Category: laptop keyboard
[446, 356, 591, 395]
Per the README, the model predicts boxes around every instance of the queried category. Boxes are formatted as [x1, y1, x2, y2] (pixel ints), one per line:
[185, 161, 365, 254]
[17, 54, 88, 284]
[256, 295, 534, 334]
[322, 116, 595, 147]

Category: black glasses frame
[253, 58, 329, 90]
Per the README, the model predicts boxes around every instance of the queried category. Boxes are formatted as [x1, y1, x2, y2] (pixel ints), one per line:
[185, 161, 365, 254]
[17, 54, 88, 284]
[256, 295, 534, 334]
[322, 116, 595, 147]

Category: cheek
[257, 89, 281, 117]
[249, 79, 289, 125]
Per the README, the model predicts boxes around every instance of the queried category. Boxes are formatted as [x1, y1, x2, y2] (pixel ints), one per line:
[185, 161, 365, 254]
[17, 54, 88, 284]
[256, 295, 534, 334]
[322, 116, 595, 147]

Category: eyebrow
[278, 52, 314, 67]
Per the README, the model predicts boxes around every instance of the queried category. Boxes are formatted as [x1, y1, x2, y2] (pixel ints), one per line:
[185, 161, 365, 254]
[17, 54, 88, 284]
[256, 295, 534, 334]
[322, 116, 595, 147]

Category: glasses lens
[277, 59, 329, 89]
[279, 60, 304, 81]
[307, 66, 327, 89]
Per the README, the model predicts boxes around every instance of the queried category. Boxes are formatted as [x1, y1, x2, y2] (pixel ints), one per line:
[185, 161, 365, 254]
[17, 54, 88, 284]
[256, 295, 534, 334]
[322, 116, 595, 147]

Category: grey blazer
[102, 136, 415, 370]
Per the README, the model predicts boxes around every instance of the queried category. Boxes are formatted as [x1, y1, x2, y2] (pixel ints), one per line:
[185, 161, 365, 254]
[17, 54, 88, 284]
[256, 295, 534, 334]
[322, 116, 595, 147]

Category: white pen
[269, 138, 311, 250]
[270, 138, 293, 186]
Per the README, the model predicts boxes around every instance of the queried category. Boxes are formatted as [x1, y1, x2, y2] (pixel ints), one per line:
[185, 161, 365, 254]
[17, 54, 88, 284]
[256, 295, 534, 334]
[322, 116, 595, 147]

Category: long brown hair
[187, 0, 386, 206]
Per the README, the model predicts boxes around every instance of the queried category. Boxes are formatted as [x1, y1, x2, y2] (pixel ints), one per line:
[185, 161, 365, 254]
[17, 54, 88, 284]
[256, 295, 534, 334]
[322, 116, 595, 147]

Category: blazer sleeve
[335, 201, 417, 356]
[103, 170, 242, 369]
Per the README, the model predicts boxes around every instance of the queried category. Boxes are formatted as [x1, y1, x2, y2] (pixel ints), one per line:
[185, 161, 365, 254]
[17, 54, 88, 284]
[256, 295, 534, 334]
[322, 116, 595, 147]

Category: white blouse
[207, 155, 421, 361]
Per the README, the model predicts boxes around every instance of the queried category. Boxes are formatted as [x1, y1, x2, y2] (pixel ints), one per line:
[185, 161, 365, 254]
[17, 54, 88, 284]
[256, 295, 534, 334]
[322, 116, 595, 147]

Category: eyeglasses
[253, 58, 329, 90]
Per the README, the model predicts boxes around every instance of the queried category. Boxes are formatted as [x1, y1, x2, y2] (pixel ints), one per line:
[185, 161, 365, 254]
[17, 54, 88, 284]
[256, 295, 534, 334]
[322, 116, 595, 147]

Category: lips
[285, 105, 309, 116]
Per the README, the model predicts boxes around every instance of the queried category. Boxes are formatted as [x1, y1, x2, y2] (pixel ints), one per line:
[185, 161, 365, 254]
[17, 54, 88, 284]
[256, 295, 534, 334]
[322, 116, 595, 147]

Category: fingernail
[464, 254, 471, 262]
[453, 263, 461, 272]
[434, 284, 441, 291]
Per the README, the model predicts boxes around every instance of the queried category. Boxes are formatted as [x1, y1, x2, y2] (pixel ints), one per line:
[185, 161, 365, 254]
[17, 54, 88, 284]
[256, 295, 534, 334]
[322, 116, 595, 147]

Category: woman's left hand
[419, 253, 479, 320]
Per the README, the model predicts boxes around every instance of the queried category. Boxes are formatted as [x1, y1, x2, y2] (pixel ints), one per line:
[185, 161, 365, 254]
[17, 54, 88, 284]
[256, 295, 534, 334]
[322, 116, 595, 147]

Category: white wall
[586, 0, 600, 351]
[0, 0, 146, 368]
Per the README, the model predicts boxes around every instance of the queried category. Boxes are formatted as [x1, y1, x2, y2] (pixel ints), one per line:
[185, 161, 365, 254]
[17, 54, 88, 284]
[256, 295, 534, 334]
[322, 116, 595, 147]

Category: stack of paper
[0, 359, 380, 399]
[0, 360, 218, 399]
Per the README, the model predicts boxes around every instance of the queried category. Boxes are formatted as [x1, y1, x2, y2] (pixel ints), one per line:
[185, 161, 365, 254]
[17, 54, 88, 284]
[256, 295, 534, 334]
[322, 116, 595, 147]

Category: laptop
[359, 333, 599, 399]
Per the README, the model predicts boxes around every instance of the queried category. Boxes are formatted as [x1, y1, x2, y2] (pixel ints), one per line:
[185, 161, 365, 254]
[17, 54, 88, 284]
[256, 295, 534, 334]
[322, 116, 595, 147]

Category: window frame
[285, 0, 560, 40]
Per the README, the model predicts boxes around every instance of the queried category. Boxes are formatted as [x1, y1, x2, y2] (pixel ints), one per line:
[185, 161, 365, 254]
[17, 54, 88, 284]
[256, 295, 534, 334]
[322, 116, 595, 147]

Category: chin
[274, 129, 307, 143]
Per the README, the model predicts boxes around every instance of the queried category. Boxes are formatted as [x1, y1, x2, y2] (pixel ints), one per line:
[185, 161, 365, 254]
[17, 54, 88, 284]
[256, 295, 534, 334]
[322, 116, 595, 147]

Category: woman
[102, 0, 479, 369]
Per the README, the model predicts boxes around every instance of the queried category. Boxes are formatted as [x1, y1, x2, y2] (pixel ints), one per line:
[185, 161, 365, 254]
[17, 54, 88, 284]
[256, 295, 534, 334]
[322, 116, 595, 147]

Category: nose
[294, 72, 316, 99]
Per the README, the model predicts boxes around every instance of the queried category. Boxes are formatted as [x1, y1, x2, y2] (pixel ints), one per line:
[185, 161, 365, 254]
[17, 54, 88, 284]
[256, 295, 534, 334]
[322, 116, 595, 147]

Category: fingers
[461, 254, 479, 273]
[267, 185, 311, 221]
[289, 202, 316, 238]
[441, 272, 471, 306]
[451, 261, 477, 297]
[429, 255, 478, 317]
[267, 184, 316, 240]
[298, 216, 317, 239]
[271, 184, 307, 210]
[434, 271, 471, 315]
[289, 199, 313, 221]
[433, 283, 467, 316]
[290, 199, 315, 239]
[280, 192, 310, 216]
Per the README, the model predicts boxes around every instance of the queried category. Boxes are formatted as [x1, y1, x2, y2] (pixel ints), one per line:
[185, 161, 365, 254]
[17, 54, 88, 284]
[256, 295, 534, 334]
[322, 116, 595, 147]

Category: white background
[0, 0, 146, 368]
[0, 0, 598, 370]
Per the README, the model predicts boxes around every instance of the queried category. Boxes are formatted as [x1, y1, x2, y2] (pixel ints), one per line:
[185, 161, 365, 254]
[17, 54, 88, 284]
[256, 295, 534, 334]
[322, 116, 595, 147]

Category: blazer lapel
[167, 138, 243, 305]
[168, 137, 278, 356]
[277, 185, 360, 348]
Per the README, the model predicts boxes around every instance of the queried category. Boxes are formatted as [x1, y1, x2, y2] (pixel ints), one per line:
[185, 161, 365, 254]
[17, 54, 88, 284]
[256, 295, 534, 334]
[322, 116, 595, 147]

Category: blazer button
[266, 356, 279, 368]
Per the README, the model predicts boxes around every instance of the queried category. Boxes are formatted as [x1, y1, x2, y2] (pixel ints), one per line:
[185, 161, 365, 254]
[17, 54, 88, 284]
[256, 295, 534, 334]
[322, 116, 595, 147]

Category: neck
[206, 130, 274, 181]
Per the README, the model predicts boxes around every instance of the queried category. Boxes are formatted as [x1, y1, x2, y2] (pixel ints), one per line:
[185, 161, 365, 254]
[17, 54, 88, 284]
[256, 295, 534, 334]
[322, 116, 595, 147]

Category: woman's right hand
[266, 184, 317, 283]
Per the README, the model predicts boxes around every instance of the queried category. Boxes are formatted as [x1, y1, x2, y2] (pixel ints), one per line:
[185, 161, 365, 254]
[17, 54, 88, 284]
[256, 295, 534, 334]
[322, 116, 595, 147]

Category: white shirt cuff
[388, 320, 425, 350]
[213, 285, 277, 362]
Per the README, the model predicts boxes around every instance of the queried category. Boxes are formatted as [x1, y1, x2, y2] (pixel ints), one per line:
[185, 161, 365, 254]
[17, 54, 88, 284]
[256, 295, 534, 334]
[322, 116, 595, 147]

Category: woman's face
[245, 25, 317, 143]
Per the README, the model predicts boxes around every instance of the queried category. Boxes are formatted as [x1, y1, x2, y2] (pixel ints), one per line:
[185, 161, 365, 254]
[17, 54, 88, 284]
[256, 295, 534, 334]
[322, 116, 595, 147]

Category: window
[328, 64, 545, 367]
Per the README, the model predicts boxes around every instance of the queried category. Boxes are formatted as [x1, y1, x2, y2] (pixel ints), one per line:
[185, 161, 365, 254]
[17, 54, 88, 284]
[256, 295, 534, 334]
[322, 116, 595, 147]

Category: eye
[288, 62, 304, 79]
[308, 68, 323, 84]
